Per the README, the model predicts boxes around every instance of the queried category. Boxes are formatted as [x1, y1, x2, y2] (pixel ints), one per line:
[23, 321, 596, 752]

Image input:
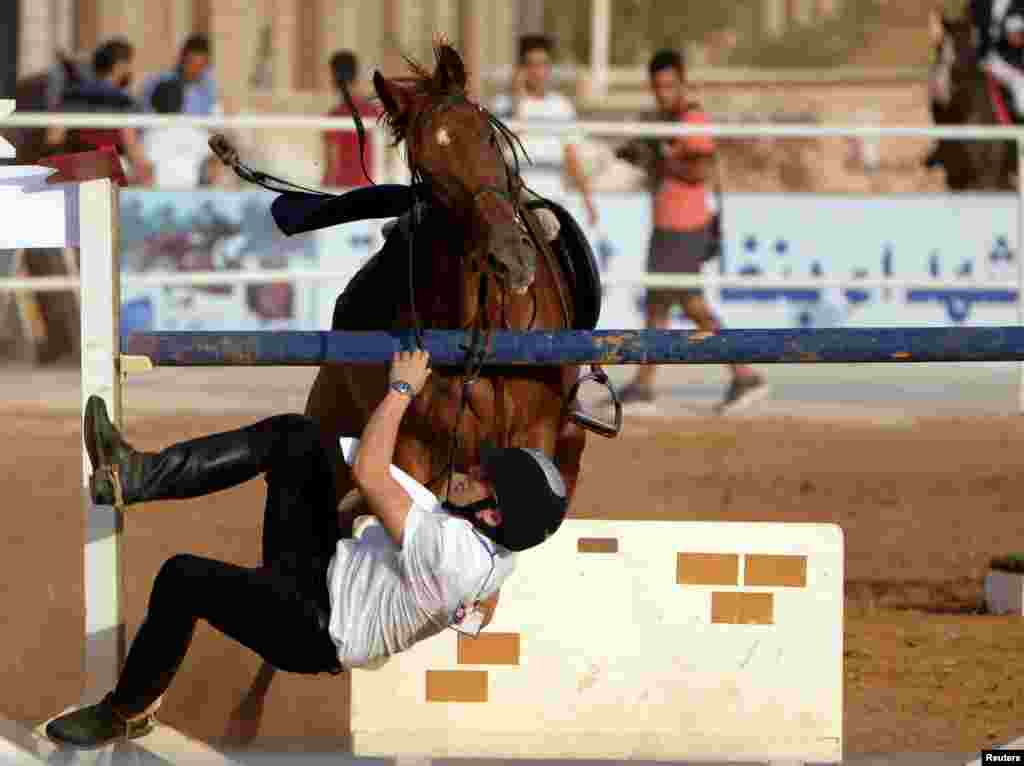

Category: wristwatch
[390, 380, 414, 397]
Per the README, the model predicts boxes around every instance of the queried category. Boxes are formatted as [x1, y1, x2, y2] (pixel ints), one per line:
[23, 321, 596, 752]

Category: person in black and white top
[972, 0, 1024, 119]
[45, 349, 568, 750]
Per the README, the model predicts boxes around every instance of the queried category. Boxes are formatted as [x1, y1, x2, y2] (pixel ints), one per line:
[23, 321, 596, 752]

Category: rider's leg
[47, 416, 342, 747]
[43, 551, 342, 748]
[84, 395, 325, 508]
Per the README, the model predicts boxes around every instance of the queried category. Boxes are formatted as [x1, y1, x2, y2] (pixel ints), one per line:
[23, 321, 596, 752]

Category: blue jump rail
[123, 327, 1024, 366]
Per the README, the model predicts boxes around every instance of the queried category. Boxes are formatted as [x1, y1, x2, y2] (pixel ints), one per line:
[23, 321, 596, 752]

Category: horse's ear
[373, 71, 413, 122]
[434, 45, 467, 93]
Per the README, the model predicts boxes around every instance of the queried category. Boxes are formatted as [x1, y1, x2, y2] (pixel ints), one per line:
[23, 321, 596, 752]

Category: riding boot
[83, 395, 296, 508]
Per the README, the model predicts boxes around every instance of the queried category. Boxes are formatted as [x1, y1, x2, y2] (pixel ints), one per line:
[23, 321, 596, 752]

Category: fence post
[79, 178, 126, 702]
[1018, 136, 1024, 412]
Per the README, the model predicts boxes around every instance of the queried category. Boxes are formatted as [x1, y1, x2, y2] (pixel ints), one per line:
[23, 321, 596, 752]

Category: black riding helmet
[474, 442, 568, 552]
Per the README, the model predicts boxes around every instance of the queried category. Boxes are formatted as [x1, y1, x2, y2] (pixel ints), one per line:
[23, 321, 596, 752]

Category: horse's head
[929, 10, 979, 110]
[372, 42, 537, 295]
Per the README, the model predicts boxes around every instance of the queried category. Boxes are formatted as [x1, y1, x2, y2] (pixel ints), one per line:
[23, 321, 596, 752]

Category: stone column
[788, 0, 814, 25]
[192, 0, 211, 36]
[209, 0, 256, 111]
[762, 0, 786, 38]
[53, 0, 74, 54]
[517, 0, 545, 37]
[276, 0, 298, 92]
[381, 0, 404, 76]
[589, 0, 610, 99]
[460, 0, 483, 98]
[76, 0, 99, 54]
[18, 0, 52, 78]
[816, 0, 841, 19]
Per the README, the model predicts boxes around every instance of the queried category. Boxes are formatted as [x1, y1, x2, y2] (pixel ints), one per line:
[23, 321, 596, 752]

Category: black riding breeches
[109, 414, 343, 715]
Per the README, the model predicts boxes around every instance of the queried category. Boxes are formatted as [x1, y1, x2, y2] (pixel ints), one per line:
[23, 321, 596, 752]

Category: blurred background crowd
[1, 0, 958, 193]
[0, 0, 997, 371]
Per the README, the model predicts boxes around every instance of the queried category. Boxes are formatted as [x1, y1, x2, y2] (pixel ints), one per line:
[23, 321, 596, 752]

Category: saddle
[303, 187, 602, 331]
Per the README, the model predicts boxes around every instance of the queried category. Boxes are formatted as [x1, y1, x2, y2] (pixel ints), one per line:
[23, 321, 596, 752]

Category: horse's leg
[520, 386, 588, 504]
[306, 362, 388, 537]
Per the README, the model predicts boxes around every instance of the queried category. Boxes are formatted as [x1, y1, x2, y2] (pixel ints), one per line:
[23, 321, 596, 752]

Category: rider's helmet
[479, 443, 568, 552]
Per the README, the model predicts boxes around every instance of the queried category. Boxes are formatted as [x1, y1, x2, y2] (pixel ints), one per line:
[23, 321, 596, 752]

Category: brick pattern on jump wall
[677, 552, 809, 626]
[457, 633, 520, 665]
[425, 670, 488, 703]
[424, 543, 812, 702]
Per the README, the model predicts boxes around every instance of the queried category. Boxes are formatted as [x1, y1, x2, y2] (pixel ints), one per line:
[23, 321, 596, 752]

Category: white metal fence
[2, 112, 1023, 302]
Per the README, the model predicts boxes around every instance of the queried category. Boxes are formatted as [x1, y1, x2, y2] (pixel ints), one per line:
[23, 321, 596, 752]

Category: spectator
[323, 50, 380, 189]
[615, 49, 768, 413]
[492, 35, 598, 226]
[44, 38, 153, 186]
[142, 34, 221, 116]
[143, 78, 213, 189]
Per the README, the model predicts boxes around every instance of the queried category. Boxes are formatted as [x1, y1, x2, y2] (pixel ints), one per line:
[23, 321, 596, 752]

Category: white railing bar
[6, 113, 1024, 141]
[482, 64, 930, 85]
[0, 271, 1019, 293]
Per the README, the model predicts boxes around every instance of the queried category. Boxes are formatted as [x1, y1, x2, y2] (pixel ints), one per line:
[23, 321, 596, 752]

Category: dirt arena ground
[4, 383, 1024, 759]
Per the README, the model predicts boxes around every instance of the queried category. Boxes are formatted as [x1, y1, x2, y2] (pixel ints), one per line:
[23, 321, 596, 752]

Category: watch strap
[390, 380, 414, 397]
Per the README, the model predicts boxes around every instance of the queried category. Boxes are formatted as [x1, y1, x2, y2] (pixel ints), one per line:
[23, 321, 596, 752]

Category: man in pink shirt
[615, 49, 768, 413]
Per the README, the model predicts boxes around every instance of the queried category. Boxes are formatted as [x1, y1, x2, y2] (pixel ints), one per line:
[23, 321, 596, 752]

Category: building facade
[15, 0, 518, 110]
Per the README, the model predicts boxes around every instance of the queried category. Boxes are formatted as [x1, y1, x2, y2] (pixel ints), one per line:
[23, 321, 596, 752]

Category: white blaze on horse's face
[436, 126, 451, 146]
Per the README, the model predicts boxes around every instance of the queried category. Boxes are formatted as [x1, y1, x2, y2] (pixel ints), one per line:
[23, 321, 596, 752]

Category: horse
[222, 40, 613, 741]
[927, 10, 1017, 191]
[302, 41, 611, 522]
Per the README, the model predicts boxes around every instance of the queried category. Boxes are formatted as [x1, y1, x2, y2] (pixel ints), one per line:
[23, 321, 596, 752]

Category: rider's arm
[351, 388, 417, 547]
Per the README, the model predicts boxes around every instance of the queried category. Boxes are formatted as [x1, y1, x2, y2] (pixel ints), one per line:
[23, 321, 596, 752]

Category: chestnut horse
[225, 42, 597, 738]
[306, 43, 590, 522]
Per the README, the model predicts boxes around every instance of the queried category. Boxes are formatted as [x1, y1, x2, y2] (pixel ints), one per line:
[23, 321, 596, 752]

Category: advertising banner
[559, 192, 1019, 330]
[119, 190, 1019, 334]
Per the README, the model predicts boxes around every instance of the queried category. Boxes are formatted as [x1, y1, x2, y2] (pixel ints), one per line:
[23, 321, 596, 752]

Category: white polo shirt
[325, 438, 517, 668]
[492, 89, 584, 202]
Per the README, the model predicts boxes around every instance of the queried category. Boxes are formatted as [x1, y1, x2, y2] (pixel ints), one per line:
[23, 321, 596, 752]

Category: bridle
[384, 89, 575, 499]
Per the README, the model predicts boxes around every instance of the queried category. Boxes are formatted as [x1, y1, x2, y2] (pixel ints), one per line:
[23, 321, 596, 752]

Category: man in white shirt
[492, 35, 599, 226]
[142, 78, 213, 189]
[46, 350, 569, 749]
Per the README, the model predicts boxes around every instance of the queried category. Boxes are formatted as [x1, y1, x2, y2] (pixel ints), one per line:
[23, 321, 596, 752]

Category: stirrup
[568, 365, 622, 439]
